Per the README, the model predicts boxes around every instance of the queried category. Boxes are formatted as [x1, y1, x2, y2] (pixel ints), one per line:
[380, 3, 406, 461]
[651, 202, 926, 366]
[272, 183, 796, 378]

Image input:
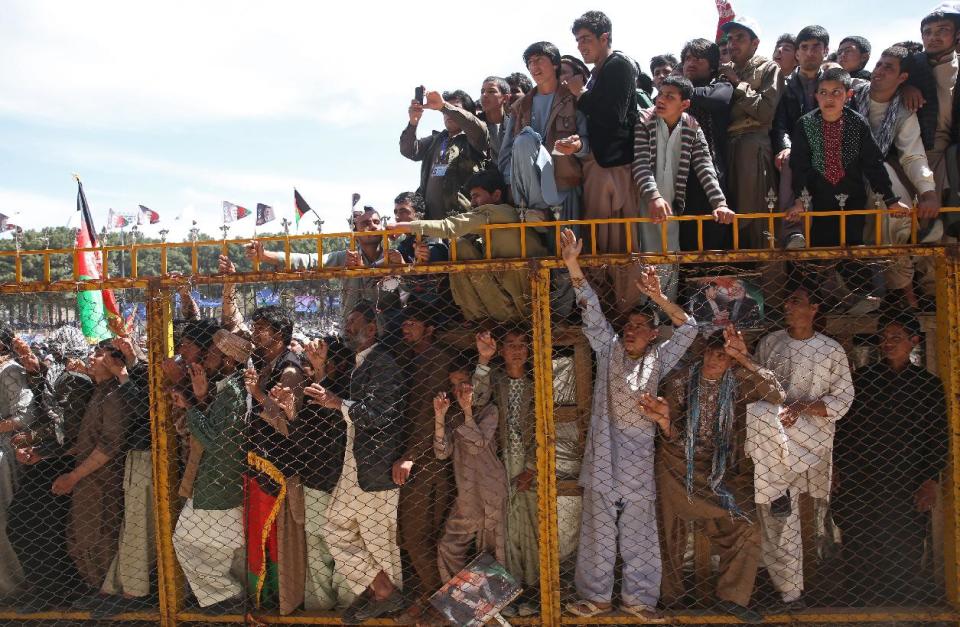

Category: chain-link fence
[0, 227, 956, 627]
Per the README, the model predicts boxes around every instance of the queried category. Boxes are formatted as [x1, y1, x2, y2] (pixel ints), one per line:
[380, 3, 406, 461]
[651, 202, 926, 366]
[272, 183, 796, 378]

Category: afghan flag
[293, 189, 312, 225]
[138, 205, 160, 225]
[107, 208, 130, 230]
[715, 0, 735, 41]
[256, 203, 276, 226]
[223, 201, 251, 223]
[76, 179, 122, 343]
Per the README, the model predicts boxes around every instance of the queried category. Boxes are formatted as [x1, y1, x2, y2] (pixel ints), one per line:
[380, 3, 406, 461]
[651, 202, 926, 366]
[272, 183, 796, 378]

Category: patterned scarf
[685, 363, 743, 517]
[852, 86, 902, 157]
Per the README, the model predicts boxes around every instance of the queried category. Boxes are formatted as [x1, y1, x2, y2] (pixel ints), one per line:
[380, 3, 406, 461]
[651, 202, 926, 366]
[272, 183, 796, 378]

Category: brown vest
[510, 83, 583, 190]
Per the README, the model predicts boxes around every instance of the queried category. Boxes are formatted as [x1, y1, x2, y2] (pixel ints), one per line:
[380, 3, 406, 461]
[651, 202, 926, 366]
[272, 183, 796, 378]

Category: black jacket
[689, 78, 734, 186]
[289, 378, 347, 493]
[343, 344, 406, 492]
[790, 107, 897, 246]
[576, 51, 638, 167]
[771, 68, 820, 154]
[906, 51, 960, 150]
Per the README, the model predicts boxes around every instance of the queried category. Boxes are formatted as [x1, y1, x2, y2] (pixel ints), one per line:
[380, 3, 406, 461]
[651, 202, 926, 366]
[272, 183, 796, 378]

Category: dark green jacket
[185, 373, 246, 510]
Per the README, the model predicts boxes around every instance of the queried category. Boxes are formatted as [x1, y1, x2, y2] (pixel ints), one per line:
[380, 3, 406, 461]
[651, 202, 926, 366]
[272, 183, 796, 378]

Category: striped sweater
[631, 107, 727, 213]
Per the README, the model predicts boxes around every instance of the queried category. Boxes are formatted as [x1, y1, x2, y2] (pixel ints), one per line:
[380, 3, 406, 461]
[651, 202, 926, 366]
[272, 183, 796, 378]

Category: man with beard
[305, 303, 406, 624]
[390, 304, 454, 623]
[171, 329, 252, 611]
[52, 342, 129, 594]
[247, 207, 403, 336]
[242, 306, 308, 614]
[9, 328, 92, 611]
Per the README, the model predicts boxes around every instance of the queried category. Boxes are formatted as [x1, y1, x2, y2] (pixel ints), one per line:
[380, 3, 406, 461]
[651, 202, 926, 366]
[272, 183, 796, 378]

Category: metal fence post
[935, 244, 960, 609]
[147, 280, 181, 627]
[532, 265, 560, 626]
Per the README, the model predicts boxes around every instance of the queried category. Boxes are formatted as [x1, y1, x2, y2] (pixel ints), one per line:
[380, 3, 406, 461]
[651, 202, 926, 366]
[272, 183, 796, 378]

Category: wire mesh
[0, 240, 954, 626]
[0, 287, 160, 622]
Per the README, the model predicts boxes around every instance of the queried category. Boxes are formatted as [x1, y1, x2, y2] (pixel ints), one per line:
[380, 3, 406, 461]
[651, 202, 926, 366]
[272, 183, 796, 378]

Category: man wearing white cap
[718, 16, 784, 249]
[171, 329, 252, 610]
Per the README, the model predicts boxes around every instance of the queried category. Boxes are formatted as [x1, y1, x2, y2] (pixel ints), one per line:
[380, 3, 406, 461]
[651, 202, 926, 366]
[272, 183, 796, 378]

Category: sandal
[621, 604, 666, 621]
[566, 599, 612, 617]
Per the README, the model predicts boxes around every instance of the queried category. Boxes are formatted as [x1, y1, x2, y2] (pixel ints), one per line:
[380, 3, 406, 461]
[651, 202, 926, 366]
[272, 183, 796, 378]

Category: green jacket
[185, 374, 246, 510]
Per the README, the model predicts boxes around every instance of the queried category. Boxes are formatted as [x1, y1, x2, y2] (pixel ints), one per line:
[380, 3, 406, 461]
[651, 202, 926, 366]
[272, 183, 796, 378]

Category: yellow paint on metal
[935, 245, 960, 609]
[147, 284, 181, 627]
[532, 265, 561, 626]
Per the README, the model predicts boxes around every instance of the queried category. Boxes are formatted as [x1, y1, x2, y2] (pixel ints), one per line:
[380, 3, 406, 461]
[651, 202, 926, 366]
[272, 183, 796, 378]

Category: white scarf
[655, 116, 684, 206]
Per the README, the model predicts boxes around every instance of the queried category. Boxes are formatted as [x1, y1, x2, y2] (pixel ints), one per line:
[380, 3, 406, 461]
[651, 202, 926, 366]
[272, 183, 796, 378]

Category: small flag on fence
[138, 205, 160, 224]
[256, 203, 276, 226]
[107, 208, 131, 230]
[294, 189, 312, 225]
[223, 201, 250, 223]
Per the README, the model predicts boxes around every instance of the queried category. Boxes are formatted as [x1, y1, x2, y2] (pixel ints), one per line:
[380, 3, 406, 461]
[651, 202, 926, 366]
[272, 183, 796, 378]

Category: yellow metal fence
[0, 212, 957, 627]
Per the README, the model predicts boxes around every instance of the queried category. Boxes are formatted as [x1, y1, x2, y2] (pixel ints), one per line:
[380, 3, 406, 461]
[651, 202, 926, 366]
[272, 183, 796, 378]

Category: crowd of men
[0, 4, 954, 626]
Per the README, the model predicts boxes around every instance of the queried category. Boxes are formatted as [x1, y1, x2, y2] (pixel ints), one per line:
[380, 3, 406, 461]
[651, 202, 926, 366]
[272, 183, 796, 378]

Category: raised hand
[559, 228, 583, 264]
[433, 392, 451, 417]
[345, 250, 364, 267]
[218, 254, 236, 274]
[424, 90, 445, 111]
[168, 387, 190, 410]
[188, 363, 209, 402]
[723, 325, 749, 362]
[304, 338, 328, 371]
[304, 383, 341, 410]
[476, 331, 497, 365]
[245, 240, 265, 263]
[269, 385, 296, 420]
[635, 266, 664, 301]
[243, 367, 260, 398]
[408, 100, 425, 125]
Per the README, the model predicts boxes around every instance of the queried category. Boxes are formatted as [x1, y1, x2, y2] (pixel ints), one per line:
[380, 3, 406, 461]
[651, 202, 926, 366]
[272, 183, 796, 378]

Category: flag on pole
[107, 208, 131, 230]
[294, 189, 313, 225]
[715, 0, 735, 41]
[0, 223, 17, 233]
[223, 201, 250, 223]
[138, 205, 160, 224]
[76, 179, 122, 343]
[256, 203, 276, 226]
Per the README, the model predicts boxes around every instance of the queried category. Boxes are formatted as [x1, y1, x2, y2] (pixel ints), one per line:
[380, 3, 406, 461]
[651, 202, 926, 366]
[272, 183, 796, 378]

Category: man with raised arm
[559, 229, 697, 620]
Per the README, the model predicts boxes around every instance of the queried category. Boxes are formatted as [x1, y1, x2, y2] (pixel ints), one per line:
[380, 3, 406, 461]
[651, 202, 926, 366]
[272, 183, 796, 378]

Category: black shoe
[342, 590, 406, 624]
[771, 491, 792, 519]
[770, 595, 806, 613]
[716, 600, 764, 624]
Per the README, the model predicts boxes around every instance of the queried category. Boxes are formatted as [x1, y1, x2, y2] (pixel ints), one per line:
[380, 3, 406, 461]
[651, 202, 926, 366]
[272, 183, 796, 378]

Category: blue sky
[0, 0, 924, 243]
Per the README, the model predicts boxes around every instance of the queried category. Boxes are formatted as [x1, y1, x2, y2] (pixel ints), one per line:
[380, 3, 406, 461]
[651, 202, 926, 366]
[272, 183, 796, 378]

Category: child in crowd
[434, 360, 507, 582]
